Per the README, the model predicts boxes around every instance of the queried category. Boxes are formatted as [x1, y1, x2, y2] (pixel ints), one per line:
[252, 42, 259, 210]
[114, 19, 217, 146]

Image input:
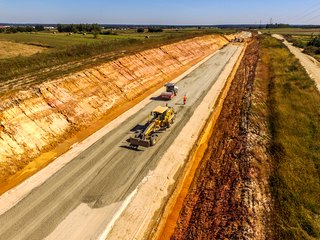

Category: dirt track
[171, 39, 272, 239]
[273, 34, 320, 92]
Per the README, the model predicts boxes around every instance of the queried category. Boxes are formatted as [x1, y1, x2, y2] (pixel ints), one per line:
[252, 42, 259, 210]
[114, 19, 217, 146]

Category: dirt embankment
[0, 35, 229, 188]
[170, 38, 273, 239]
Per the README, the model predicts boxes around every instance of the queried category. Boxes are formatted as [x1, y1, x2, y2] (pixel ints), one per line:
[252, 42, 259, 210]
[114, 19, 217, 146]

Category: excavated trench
[167, 38, 272, 239]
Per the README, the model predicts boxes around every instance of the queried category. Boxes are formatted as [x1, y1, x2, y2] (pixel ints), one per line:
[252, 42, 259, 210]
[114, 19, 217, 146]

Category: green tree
[137, 28, 144, 33]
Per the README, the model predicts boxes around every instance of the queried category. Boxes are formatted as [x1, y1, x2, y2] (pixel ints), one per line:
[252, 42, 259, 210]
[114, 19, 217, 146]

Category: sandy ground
[0, 40, 46, 59]
[273, 34, 320, 92]
[105, 45, 244, 240]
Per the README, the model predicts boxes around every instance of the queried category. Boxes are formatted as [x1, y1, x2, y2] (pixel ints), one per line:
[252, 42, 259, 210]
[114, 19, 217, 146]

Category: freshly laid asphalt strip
[0, 44, 240, 240]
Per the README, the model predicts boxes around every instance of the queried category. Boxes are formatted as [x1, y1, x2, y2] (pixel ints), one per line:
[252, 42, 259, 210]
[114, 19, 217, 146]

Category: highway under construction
[0, 36, 247, 239]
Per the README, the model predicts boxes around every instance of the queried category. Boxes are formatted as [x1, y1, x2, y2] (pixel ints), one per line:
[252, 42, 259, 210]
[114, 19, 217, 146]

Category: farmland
[0, 28, 235, 93]
[0, 28, 236, 49]
[260, 28, 320, 36]
[0, 40, 46, 59]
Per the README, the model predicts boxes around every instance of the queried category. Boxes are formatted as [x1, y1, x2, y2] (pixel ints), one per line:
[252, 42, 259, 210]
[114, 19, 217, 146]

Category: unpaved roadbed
[105, 45, 244, 240]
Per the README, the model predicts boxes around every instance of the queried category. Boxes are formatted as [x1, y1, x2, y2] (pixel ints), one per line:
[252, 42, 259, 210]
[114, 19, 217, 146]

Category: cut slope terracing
[0, 35, 229, 191]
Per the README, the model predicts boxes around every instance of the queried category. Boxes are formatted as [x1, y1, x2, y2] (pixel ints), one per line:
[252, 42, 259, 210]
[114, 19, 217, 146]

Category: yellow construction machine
[127, 105, 176, 148]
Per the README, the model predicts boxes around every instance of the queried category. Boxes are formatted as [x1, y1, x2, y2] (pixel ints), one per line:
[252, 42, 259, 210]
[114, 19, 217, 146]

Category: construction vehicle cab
[151, 106, 175, 128]
[127, 106, 176, 149]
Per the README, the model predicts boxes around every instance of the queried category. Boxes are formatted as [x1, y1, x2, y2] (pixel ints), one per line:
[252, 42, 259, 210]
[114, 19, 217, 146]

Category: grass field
[0, 32, 152, 48]
[261, 28, 320, 36]
[260, 28, 320, 61]
[0, 28, 236, 49]
[260, 36, 320, 239]
[284, 35, 320, 61]
[0, 28, 235, 91]
[0, 32, 115, 48]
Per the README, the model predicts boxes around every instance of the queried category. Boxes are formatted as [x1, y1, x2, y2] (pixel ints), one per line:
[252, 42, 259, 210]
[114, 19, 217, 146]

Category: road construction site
[0, 34, 230, 190]
[0, 32, 250, 239]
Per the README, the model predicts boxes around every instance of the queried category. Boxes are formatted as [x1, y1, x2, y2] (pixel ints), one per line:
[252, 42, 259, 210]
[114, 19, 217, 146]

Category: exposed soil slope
[171, 39, 273, 239]
[0, 35, 228, 186]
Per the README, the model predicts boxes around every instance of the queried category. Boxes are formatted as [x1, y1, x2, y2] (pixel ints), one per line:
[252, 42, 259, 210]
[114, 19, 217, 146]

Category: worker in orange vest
[183, 94, 187, 105]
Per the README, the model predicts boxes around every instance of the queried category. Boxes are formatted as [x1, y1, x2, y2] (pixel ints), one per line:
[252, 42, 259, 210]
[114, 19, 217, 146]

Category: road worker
[183, 94, 187, 105]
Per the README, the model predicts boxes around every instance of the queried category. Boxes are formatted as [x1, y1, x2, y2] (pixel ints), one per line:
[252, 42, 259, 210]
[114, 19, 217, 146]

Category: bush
[308, 36, 320, 47]
[101, 31, 117, 35]
[148, 27, 163, 33]
[57, 24, 101, 33]
[137, 28, 144, 33]
[292, 39, 305, 48]
[35, 25, 45, 31]
[303, 45, 320, 55]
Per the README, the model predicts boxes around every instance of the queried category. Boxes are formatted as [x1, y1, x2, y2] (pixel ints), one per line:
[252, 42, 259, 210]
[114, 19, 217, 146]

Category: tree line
[266, 23, 290, 29]
[136, 27, 164, 33]
[57, 24, 101, 33]
[0, 25, 44, 33]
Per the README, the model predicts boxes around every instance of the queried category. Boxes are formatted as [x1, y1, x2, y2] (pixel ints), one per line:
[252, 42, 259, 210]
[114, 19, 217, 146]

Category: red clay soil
[171, 39, 272, 239]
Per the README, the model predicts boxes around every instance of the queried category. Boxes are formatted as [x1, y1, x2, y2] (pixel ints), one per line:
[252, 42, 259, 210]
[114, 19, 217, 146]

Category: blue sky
[0, 0, 320, 25]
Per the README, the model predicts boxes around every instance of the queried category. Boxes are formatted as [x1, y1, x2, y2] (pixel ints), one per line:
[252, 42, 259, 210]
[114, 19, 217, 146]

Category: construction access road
[0, 44, 241, 240]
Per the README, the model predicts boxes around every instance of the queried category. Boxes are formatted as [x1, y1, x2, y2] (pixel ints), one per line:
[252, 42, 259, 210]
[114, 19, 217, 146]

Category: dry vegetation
[261, 36, 320, 239]
[0, 40, 46, 59]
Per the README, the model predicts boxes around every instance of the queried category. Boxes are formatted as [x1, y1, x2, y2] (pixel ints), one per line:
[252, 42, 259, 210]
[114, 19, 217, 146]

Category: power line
[299, 6, 320, 20]
[289, 1, 320, 23]
[303, 13, 320, 24]
[299, 1, 320, 16]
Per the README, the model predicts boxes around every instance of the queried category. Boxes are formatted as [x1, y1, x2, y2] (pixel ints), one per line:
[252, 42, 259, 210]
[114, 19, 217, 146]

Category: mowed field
[0, 40, 46, 59]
